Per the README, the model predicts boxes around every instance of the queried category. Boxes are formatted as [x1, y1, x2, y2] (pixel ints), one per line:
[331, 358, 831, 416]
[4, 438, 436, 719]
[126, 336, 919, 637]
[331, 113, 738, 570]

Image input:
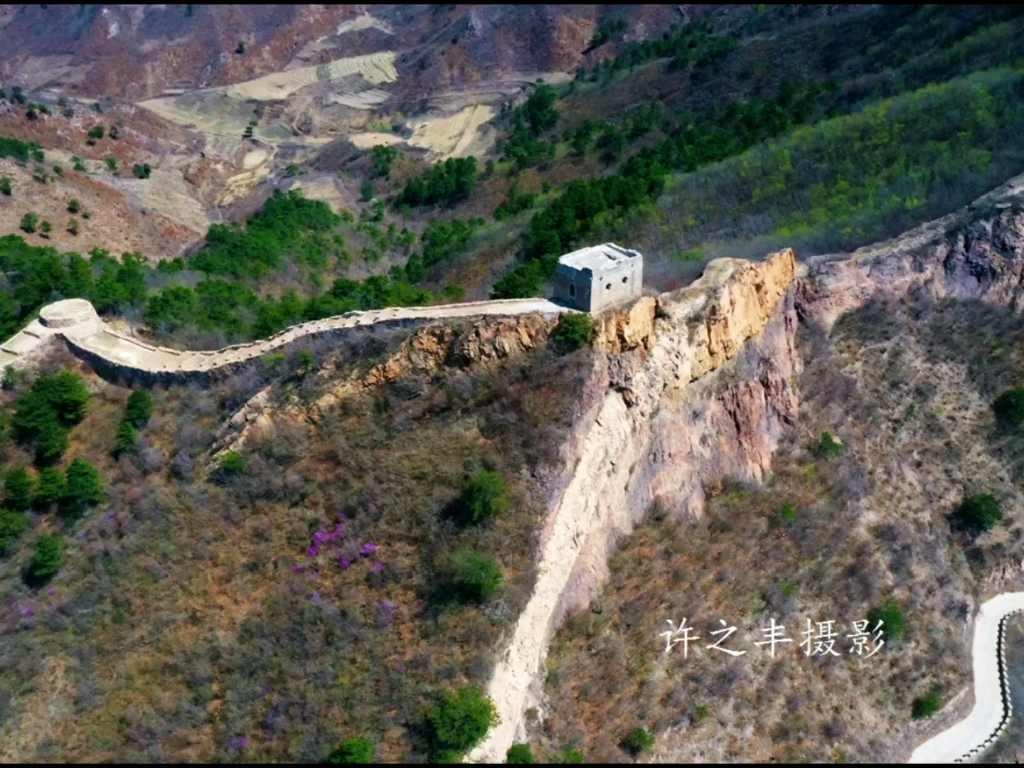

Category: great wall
[0, 296, 569, 386]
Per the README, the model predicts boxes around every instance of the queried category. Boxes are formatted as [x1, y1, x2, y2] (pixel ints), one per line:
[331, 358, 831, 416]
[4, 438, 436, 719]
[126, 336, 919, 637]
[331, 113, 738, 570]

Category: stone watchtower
[552, 243, 643, 313]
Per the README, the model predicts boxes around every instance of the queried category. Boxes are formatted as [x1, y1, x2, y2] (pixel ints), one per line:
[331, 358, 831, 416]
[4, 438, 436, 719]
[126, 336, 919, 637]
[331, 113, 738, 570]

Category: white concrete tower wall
[554, 243, 644, 313]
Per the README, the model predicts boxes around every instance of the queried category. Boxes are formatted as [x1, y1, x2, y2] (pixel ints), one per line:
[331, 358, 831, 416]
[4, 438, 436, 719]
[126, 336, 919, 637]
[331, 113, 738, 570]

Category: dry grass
[0, 329, 592, 761]
[536, 295, 1024, 762]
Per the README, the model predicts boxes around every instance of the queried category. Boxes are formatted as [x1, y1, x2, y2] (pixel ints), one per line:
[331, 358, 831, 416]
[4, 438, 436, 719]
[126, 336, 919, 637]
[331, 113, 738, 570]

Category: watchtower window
[622, 276, 628, 283]
[605, 283, 611, 290]
[568, 284, 576, 297]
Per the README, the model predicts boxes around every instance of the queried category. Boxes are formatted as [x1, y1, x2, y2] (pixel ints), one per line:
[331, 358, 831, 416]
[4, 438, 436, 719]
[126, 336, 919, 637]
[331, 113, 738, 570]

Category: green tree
[35, 419, 70, 465]
[371, 144, 398, 179]
[0, 510, 28, 555]
[125, 390, 154, 429]
[621, 727, 655, 757]
[0, 176, 10, 195]
[4, 468, 34, 510]
[12, 371, 89, 464]
[14, 370, 90, 431]
[450, 548, 504, 602]
[912, 691, 941, 719]
[114, 421, 137, 455]
[953, 493, 1002, 533]
[39, 220, 52, 238]
[328, 737, 374, 764]
[26, 535, 62, 584]
[60, 458, 104, 517]
[428, 685, 499, 756]
[67, 198, 81, 213]
[361, 182, 374, 202]
[132, 163, 152, 179]
[33, 467, 65, 507]
[459, 470, 509, 524]
[67, 218, 79, 236]
[507, 743, 537, 764]
[20, 212, 38, 233]
[105, 157, 118, 173]
[993, 388, 1024, 425]
[87, 125, 104, 140]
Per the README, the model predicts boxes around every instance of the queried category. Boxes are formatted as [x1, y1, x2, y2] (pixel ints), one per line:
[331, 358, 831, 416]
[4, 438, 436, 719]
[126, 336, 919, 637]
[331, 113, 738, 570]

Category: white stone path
[909, 591, 1024, 763]
[0, 298, 570, 379]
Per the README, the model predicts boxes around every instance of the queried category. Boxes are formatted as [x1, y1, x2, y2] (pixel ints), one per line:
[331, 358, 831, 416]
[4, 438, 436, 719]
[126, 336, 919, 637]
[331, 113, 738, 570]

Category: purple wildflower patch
[339, 557, 352, 570]
[227, 736, 250, 753]
[372, 562, 384, 573]
[360, 542, 379, 556]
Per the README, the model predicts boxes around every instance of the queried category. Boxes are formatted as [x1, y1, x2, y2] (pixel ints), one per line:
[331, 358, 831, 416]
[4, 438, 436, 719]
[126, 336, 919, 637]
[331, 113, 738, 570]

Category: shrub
[125, 390, 154, 429]
[912, 691, 941, 719]
[816, 431, 844, 458]
[4, 468, 34, 510]
[262, 352, 286, 374]
[218, 451, 248, 477]
[105, 157, 118, 173]
[26, 535, 62, 584]
[60, 458, 104, 518]
[87, 125, 104, 140]
[20, 212, 38, 233]
[551, 313, 595, 351]
[132, 163, 152, 179]
[295, 349, 315, 374]
[507, 743, 537, 764]
[868, 601, 906, 642]
[953, 493, 1002, 532]
[67, 218, 79, 235]
[361, 183, 374, 202]
[33, 467, 65, 507]
[992, 388, 1024, 425]
[0, 176, 10, 195]
[0, 510, 28, 555]
[428, 685, 499, 755]
[328, 736, 374, 764]
[450, 548, 504, 602]
[67, 198, 80, 213]
[562, 747, 585, 763]
[779, 503, 797, 523]
[39, 220, 52, 237]
[620, 727, 655, 757]
[459, 470, 509, 524]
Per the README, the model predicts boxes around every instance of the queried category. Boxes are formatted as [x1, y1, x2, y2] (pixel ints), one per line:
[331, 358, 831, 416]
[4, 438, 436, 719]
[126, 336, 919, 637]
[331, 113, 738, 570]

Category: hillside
[5, 4, 1024, 765]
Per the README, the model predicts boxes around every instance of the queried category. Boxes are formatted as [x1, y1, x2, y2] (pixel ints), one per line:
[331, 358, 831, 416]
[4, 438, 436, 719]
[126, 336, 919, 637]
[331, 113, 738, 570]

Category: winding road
[909, 592, 1024, 763]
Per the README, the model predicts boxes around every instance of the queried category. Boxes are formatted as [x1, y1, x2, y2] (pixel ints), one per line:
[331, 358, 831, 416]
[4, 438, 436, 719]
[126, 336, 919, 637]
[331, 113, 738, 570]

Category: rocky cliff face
[471, 250, 801, 760]
[797, 173, 1024, 330]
